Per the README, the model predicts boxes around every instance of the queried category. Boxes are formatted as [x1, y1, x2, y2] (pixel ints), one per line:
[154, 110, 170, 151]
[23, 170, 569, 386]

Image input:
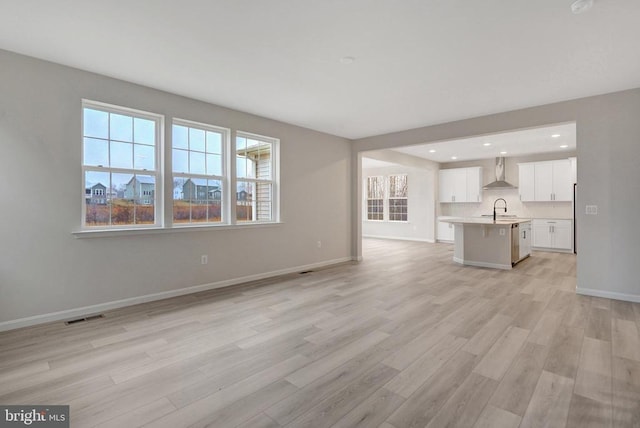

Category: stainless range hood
[483, 157, 517, 189]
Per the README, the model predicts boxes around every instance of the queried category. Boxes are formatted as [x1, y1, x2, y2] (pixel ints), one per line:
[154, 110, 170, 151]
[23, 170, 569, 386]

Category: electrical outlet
[499, 228, 506, 236]
[201, 255, 208, 265]
[585, 205, 598, 215]
[317, 240, 322, 248]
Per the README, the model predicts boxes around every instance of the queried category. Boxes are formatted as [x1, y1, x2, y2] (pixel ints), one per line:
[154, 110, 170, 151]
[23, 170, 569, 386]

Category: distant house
[236, 142, 270, 219]
[124, 176, 155, 205]
[85, 182, 107, 205]
[173, 186, 183, 200]
[182, 179, 221, 203]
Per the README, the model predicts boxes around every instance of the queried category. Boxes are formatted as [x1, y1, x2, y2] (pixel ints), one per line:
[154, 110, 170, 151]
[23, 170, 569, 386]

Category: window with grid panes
[235, 133, 277, 222]
[172, 120, 228, 224]
[82, 101, 162, 228]
[388, 174, 408, 222]
[366, 176, 384, 220]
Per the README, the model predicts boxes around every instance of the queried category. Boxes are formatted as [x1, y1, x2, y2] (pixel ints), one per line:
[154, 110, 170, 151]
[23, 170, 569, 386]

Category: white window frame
[365, 176, 385, 221]
[388, 174, 408, 222]
[171, 118, 230, 226]
[81, 100, 164, 229]
[234, 131, 280, 223]
[77, 101, 282, 236]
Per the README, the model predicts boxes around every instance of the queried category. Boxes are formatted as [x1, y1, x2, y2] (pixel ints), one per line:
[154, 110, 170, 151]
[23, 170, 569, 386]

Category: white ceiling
[1, 1, 639, 139]
[393, 123, 576, 163]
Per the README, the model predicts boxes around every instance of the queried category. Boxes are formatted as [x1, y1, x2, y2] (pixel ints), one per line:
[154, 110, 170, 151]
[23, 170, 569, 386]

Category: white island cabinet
[437, 221, 455, 242]
[441, 218, 532, 269]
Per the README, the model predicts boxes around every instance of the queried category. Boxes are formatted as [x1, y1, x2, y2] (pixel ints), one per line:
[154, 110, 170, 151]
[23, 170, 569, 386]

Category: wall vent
[65, 314, 104, 325]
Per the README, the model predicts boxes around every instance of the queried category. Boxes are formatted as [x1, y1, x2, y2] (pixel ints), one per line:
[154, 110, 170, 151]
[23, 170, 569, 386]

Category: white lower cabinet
[437, 221, 455, 242]
[532, 219, 572, 251]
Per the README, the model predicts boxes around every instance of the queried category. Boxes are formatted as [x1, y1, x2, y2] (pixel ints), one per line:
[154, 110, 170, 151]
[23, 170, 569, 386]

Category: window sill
[72, 221, 283, 239]
[363, 220, 410, 224]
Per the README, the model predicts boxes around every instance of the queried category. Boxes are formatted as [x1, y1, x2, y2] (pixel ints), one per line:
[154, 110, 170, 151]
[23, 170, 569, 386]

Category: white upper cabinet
[439, 169, 464, 203]
[466, 167, 483, 203]
[569, 157, 577, 184]
[518, 159, 573, 202]
[552, 159, 572, 201]
[439, 166, 482, 203]
[518, 163, 536, 202]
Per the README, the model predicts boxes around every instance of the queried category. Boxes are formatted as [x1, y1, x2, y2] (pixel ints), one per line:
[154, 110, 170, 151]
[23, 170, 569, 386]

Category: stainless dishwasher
[511, 223, 519, 265]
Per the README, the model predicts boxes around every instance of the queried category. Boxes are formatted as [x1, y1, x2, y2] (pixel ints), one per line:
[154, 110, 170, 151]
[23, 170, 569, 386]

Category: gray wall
[361, 150, 437, 242]
[0, 50, 352, 327]
[353, 88, 640, 302]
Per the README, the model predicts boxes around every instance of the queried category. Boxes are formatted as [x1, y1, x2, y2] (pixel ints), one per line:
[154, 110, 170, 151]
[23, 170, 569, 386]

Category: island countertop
[440, 217, 532, 226]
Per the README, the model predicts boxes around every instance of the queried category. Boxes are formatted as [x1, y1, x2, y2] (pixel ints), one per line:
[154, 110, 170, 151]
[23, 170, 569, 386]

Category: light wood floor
[1, 239, 639, 427]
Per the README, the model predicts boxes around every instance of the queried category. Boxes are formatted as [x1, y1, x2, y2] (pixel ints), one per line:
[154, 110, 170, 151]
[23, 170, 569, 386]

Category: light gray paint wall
[352, 88, 640, 301]
[362, 165, 434, 242]
[0, 49, 352, 325]
[361, 150, 437, 242]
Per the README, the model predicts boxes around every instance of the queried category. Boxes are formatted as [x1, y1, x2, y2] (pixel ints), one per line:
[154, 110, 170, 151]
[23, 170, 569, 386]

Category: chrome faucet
[493, 198, 507, 221]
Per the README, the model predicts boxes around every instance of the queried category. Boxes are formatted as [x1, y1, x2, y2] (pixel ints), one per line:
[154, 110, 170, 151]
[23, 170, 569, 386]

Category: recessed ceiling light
[551, 134, 561, 138]
[451, 156, 457, 160]
[483, 143, 491, 146]
[340, 56, 355, 64]
[500, 151, 507, 155]
[560, 144, 569, 148]
[571, 0, 594, 14]
[429, 149, 436, 153]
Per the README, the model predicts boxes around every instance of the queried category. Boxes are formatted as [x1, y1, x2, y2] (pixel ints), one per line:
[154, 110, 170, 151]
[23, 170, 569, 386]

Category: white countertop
[440, 217, 532, 226]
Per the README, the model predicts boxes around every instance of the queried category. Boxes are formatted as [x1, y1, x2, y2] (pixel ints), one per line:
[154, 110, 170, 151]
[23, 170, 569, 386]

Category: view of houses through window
[82, 101, 279, 229]
[365, 174, 408, 222]
[172, 120, 226, 224]
[236, 134, 274, 222]
[83, 103, 160, 226]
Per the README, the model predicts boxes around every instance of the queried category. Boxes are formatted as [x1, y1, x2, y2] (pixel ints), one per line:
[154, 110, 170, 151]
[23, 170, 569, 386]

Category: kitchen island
[441, 217, 532, 269]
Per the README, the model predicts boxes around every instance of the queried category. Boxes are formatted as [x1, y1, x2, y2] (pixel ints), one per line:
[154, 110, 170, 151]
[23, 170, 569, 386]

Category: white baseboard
[453, 257, 512, 270]
[0, 257, 353, 332]
[363, 234, 433, 243]
[576, 287, 640, 303]
[531, 246, 574, 254]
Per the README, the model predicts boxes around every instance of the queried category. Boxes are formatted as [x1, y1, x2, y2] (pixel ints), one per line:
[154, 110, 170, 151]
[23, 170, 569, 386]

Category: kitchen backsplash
[439, 188, 573, 219]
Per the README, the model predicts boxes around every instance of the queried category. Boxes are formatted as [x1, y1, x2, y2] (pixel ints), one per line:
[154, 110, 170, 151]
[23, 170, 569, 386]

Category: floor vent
[65, 314, 104, 325]
[299, 270, 314, 274]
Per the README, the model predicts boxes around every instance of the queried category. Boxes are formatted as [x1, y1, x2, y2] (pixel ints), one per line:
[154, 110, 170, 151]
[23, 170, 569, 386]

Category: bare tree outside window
[389, 174, 408, 222]
[366, 176, 384, 220]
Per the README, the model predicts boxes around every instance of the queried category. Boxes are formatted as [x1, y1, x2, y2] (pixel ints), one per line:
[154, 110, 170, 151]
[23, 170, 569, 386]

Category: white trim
[531, 247, 574, 254]
[72, 221, 284, 238]
[452, 257, 512, 270]
[0, 257, 352, 332]
[235, 131, 280, 223]
[81, 100, 165, 230]
[171, 119, 229, 225]
[363, 234, 432, 243]
[576, 287, 640, 303]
